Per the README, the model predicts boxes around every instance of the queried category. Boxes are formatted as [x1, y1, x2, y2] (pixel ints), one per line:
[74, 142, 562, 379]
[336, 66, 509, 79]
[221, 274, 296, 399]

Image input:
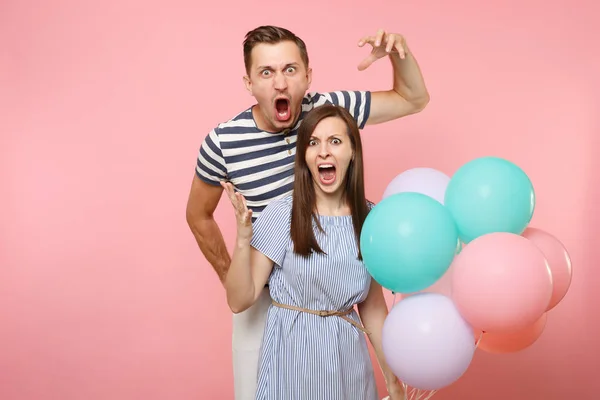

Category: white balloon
[382, 167, 451, 205]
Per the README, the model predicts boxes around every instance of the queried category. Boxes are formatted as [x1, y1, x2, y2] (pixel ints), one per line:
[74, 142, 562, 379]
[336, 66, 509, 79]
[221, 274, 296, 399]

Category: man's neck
[251, 104, 300, 133]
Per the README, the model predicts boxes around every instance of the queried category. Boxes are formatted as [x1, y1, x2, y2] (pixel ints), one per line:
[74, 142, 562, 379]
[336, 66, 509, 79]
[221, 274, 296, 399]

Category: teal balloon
[360, 192, 459, 294]
[444, 156, 535, 244]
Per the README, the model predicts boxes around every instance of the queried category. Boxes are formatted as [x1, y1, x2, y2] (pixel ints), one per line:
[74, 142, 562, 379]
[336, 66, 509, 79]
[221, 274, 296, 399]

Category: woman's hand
[220, 181, 252, 243]
[385, 374, 406, 400]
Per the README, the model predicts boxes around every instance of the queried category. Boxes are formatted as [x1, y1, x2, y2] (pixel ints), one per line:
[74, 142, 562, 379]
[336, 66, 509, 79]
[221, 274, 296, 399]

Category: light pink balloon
[451, 232, 553, 333]
[522, 227, 572, 311]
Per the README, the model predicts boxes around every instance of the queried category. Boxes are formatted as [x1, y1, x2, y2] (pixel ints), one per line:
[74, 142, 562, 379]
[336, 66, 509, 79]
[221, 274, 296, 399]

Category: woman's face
[304, 116, 354, 197]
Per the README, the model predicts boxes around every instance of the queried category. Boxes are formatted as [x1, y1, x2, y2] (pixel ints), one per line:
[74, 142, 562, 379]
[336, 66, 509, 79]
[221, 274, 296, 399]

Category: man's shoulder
[304, 91, 327, 103]
[211, 107, 258, 135]
[303, 90, 370, 107]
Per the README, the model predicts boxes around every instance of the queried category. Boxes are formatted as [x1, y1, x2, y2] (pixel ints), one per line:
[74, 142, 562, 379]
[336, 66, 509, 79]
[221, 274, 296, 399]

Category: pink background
[1, 0, 598, 399]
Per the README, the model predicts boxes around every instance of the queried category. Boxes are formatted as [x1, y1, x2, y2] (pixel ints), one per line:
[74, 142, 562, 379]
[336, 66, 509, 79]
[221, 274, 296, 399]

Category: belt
[271, 300, 370, 335]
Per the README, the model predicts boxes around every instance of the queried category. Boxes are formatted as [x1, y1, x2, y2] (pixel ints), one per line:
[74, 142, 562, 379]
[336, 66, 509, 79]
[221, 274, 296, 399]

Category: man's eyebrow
[256, 62, 300, 70]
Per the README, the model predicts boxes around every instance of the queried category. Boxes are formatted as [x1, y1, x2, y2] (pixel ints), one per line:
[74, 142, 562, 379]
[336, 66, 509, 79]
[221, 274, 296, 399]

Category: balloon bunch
[360, 157, 572, 398]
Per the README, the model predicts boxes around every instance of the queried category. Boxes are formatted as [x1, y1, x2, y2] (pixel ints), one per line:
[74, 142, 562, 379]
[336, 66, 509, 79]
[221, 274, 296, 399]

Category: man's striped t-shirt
[195, 90, 371, 221]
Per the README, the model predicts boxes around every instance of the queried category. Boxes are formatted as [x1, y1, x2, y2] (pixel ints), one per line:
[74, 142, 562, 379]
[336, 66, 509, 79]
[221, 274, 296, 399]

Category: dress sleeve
[250, 197, 292, 266]
[367, 200, 376, 210]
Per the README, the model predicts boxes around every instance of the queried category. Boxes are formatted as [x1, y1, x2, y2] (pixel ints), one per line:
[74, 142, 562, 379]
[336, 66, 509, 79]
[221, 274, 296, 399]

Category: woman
[221, 104, 404, 400]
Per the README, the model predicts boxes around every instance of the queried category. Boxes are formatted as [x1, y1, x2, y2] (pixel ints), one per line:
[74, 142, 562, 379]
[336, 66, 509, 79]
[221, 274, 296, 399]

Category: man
[186, 25, 429, 399]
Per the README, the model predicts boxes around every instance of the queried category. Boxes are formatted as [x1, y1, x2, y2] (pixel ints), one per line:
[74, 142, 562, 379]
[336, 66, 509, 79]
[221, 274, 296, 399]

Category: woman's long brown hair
[290, 104, 370, 259]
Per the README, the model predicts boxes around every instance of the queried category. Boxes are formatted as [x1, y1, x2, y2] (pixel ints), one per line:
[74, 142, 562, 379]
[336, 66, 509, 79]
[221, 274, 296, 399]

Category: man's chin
[272, 116, 295, 130]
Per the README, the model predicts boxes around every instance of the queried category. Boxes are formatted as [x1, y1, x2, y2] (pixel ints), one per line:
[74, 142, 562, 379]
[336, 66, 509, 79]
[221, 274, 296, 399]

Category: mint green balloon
[360, 192, 459, 294]
[444, 156, 535, 244]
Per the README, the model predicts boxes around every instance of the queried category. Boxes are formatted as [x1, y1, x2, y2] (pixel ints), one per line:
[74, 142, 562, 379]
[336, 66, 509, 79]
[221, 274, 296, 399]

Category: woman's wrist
[236, 236, 251, 248]
[384, 370, 398, 384]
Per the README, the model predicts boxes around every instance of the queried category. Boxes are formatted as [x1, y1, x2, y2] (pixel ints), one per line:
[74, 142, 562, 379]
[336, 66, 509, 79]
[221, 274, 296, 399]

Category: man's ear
[306, 67, 313, 89]
[243, 75, 252, 95]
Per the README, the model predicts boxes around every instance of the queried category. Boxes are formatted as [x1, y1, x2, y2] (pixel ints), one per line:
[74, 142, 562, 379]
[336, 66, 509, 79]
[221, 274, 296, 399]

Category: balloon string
[401, 382, 437, 400]
[475, 330, 484, 347]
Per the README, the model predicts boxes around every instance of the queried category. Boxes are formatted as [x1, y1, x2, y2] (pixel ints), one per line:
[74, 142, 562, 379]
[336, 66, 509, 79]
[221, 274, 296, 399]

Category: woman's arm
[219, 181, 274, 314]
[225, 239, 274, 314]
[358, 279, 405, 399]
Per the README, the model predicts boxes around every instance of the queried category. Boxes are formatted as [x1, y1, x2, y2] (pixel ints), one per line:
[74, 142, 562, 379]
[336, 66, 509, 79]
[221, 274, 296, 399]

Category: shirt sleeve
[195, 128, 227, 185]
[317, 90, 372, 129]
[250, 197, 292, 267]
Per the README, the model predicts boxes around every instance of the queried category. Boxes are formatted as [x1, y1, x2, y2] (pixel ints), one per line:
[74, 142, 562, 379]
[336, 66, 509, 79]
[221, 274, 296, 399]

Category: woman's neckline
[314, 213, 353, 226]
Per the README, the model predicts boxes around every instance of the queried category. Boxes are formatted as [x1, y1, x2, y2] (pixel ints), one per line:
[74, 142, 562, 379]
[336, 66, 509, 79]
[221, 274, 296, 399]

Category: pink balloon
[478, 313, 547, 354]
[451, 232, 553, 333]
[522, 227, 572, 311]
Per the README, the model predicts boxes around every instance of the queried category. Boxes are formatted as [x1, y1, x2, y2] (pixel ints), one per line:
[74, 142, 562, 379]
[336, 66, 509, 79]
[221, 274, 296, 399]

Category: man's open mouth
[275, 98, 291, 121]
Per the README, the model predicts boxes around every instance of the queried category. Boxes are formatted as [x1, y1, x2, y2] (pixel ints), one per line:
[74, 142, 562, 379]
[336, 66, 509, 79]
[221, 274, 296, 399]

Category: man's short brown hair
[243, 25, 309, 75]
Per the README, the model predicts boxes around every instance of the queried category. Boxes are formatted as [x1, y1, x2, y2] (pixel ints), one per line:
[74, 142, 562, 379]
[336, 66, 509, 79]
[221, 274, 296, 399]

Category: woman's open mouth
[318, 164, 336, 185]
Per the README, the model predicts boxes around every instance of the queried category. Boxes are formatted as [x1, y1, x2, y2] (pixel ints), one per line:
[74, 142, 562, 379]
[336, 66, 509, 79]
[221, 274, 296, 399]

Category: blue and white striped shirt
[195, 90, 371, 220]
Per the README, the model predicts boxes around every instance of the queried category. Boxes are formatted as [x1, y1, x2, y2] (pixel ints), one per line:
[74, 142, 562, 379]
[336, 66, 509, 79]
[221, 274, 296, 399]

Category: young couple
[186, 25, 429, 400]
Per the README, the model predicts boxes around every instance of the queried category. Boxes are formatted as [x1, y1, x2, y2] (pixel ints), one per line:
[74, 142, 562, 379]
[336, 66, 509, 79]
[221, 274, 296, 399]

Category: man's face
[244, 41, 312, 132]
